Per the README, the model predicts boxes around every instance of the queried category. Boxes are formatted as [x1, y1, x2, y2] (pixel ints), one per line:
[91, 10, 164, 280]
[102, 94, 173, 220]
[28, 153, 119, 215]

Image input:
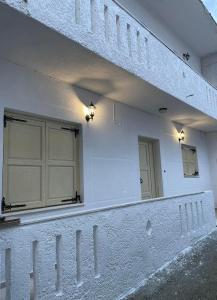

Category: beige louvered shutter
[46, 121, 79, 206]
[182, 146, 198, 177]
[139, 140, 156, 200]
[3, 114, 45, 211]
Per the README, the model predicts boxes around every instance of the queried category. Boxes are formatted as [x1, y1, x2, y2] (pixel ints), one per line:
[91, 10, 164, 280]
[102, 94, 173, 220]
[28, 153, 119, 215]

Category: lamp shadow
[72, 77, 116, 106]
[172, 121, 184, 133]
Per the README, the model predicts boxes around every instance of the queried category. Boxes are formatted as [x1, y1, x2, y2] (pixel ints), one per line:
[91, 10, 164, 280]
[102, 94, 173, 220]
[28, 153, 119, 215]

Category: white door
[139, 139, 157, 200]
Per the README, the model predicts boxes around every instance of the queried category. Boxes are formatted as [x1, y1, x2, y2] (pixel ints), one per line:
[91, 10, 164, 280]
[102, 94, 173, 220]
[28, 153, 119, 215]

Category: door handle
[140, 177, 143, 184]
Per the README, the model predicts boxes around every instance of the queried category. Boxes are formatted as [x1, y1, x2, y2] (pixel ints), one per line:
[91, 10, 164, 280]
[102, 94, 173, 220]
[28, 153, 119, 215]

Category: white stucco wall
[0, 191, 215, 300]
[0, 3, 216, 299]
[0, 58, 216, 300]
[0, 58, 212, 220]
[205, 132, 217, 207]
[202, 53, 217, 89]
[1, 0, 217, 120]
[115, 0, 202, 73]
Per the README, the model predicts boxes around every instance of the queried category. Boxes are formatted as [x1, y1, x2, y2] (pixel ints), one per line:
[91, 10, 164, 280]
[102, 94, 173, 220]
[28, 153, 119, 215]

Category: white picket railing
[0, 191, 215, 300]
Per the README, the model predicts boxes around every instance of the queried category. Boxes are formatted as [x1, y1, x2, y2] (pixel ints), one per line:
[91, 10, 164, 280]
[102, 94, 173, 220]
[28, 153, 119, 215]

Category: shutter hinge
[1, 197, 26, 212]
[4, 115, 27, 128]
[1, 197, 5, 212]
[61, 127, 79, 138]
[0, 217, 20, 227]
[61, 191, 81, 204]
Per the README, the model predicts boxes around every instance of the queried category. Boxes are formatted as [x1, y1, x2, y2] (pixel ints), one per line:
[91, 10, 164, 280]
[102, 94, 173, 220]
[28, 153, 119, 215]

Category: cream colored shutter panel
[46, 121, 79, 206]
[139, 141, 156, 200]
[3, 115, 45, 211]
[182, 146, 197, 176]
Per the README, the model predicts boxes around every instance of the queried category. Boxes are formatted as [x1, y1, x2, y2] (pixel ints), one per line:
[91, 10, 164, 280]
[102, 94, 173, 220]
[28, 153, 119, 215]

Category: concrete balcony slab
[0, 2, 217, 131]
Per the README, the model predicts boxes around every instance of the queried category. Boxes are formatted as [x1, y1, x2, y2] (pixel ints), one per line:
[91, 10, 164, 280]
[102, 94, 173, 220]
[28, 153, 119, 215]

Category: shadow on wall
[71, 82, 115, 124]
[73, 84, 102, 107]
[75, 78, 116, 100]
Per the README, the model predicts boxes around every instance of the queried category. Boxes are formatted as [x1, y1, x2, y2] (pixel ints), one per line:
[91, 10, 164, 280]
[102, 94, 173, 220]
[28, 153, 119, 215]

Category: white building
[0, 0, 217, 299]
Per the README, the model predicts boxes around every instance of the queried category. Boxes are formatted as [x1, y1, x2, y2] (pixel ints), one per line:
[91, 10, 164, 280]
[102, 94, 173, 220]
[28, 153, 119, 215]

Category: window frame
[181, 144, 199, 178]
[2, 111, 82, 214]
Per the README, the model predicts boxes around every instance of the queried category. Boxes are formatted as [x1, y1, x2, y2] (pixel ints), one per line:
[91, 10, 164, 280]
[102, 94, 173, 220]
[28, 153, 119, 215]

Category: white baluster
[10, 238, 31, 300]
[36, 236, 56, 300]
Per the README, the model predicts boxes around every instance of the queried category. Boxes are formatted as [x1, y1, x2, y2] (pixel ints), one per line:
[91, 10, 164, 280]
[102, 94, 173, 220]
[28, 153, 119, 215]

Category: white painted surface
[202, 53, 217, 89]
[0, 191, 215, 300]
[134, 0, 217, 58]
[205, 132, 217, 207]
[1, 1, 217, 122]
[0, 2, 215, 296]
[115, 0, 202, 73]
[0, 59, 213, 218]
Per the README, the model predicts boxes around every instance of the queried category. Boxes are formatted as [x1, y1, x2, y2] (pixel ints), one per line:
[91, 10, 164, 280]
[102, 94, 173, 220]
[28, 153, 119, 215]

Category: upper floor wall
[0, 58, 213, 218]
[1, 0, 217, 121]
[115, 0, 202, 73]
[202, 53, 217, 88]
[0, 191, 215, 299]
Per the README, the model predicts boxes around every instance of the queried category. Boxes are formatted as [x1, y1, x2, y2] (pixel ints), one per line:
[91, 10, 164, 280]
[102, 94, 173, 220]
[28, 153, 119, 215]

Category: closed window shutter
[3, 114, 80, 212]
[182, 146, 198, 177]
[46, 121, 79, 206]
[3, 115, 45, 211]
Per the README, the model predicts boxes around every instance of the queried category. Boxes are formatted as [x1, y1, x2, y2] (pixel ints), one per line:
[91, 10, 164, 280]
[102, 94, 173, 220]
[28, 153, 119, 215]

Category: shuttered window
[181, 145, 199, 177]
[2, 113, 80, 213]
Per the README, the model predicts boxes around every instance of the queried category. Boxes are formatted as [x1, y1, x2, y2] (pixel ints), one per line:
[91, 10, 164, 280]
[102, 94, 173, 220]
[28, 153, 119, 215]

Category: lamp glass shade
[88, 102, 96, 118]
[179, 130, 185, 142]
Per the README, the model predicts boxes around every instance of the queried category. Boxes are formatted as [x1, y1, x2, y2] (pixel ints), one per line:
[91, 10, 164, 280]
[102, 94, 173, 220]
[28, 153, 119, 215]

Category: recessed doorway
[138, 137, 163, 200]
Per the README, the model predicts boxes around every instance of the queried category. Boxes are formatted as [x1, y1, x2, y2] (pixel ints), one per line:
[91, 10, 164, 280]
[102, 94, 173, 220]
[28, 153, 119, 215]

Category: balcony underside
[118, 0, 217, 57]
[1, 3, 217, 131]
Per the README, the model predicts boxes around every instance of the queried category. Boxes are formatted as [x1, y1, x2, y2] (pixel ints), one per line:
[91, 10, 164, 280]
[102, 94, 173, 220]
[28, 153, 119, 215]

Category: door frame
[138, 136, 163, 200]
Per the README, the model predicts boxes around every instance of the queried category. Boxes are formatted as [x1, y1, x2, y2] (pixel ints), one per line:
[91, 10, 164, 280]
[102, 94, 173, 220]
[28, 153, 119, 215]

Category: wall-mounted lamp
[186, 94, 194, 99]
[183, 52, 190, 61]
[85, 102, 96, 122]
[178, 130, 185, 143]
[158, 107, 168, 114]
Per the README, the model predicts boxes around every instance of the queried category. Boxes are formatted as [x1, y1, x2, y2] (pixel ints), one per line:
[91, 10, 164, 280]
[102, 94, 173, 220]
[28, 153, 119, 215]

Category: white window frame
[2, 112, 82, 214]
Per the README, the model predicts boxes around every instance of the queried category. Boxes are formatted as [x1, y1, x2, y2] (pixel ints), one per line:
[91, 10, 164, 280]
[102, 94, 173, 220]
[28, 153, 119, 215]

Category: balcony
[0, 192, 215, 299]
[1, 0, 217, 130]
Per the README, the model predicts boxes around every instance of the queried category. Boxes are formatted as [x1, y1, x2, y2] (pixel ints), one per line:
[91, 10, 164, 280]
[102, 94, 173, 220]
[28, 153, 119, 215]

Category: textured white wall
[0, 191, 215, 300]
[0, 58, 212, 219]
[115, 0, 202, 73]
[205, 132, 217, 207]
[202, 53, 217, 88]
[0, 3, 216, 299]
[1, 0, 217, 119]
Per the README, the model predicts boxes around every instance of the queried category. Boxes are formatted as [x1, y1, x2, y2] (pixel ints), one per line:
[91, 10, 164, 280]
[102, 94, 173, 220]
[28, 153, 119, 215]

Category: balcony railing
[2, 0, 217, 119]
[0, 191, 215, 299]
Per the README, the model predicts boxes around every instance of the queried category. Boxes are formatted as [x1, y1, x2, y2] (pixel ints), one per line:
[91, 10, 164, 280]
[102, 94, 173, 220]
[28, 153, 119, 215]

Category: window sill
[1, 192, 209, 227]
[184, 175, 200, 178]
[2, 203, 84, 225]
[0, 217, 20, 228]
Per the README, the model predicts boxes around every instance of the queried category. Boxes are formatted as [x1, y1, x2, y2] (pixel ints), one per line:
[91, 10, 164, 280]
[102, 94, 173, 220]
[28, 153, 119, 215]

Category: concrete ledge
[0, 191, 215, 299]
[2, 191, 207, 226]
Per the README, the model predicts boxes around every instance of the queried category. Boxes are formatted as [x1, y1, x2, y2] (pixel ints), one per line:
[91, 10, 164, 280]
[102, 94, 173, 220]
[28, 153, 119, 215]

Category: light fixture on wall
[85, 102, 96, 122]
[178, 130, 185, 143]
[186, 94, 194, 99]
[158, 107, 168, 114]
[183, 52, 190, 61]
